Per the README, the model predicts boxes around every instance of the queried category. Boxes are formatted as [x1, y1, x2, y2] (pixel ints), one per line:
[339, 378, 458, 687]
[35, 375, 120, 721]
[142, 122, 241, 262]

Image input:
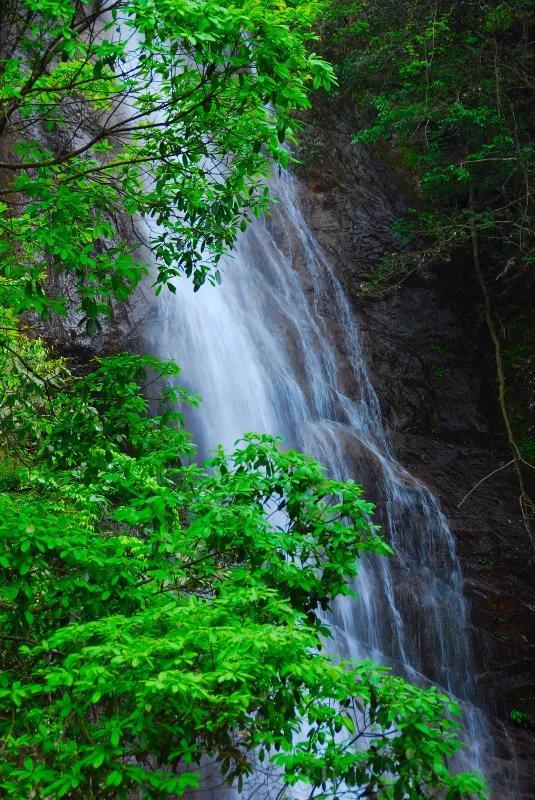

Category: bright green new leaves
[0, 0, 335, 327]
[0, 331, 487, 799]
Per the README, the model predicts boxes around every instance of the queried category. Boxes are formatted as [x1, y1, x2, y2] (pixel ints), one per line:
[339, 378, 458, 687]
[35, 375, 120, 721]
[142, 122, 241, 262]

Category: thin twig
[457, 458, 516, 508]
[469, 183, 535, 549]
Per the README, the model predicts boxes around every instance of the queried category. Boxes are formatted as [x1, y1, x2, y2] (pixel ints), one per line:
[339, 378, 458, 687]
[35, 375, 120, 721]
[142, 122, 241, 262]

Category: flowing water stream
[145, 167, 492, 795]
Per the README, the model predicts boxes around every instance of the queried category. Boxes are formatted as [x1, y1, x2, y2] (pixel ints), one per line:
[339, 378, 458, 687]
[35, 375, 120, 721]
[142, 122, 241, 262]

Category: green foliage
[510, 708, 534, 728]
[431, 362, 445, 383]
[519, 436, 535, 463]
[321, 0, 534, 290]
[0, 2, 489, 797]
[0, 315, 487, 798]
[321, 0, 535, 517]
[0, 0, 335, 328]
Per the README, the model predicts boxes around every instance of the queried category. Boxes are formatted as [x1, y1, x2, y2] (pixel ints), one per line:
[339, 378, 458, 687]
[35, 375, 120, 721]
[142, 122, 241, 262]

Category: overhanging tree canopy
[0, 0, 334, 326]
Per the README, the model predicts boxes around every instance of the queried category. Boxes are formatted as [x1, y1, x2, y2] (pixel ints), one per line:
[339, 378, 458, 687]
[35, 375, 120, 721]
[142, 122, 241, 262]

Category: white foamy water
[145, 167, 492, 796]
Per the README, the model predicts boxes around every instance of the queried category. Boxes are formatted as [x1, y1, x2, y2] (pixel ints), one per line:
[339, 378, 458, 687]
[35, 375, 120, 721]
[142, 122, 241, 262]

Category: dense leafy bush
[0, 334, 487, 798]
[322, 0, 533, 287]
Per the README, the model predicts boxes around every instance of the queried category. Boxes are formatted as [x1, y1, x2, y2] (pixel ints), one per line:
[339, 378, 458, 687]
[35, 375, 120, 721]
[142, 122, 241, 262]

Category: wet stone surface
[296, 96, 535, 799]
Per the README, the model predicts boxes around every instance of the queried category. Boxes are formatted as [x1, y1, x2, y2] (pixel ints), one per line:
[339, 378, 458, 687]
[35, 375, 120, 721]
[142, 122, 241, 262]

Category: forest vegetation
[1, 0, 533, 797]
[320, 0, 535, 537]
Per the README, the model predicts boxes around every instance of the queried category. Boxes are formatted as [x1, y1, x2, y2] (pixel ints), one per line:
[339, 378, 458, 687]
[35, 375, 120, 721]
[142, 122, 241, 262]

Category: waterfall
[145, 167, 491, 793]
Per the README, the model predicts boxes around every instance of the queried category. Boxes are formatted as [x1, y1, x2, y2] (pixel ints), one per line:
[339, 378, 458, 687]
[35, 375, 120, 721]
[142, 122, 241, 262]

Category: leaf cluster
[0, 0, 335, 327]
[0, 318, 487, 798]
[320, 0, 534, 290]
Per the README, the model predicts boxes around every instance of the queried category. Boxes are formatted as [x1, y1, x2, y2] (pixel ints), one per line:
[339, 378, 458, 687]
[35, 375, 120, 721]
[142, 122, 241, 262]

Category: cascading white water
[145, 167, 492, 792]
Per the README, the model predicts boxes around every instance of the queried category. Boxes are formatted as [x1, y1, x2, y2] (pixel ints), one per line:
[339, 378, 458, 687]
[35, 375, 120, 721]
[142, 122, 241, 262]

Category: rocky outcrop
[26, 268, 153, 365]
[295, 96, 535, 799]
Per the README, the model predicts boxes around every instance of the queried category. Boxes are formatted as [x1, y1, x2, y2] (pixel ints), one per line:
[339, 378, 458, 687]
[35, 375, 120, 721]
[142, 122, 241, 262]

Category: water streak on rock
[146, 168, 491, 796]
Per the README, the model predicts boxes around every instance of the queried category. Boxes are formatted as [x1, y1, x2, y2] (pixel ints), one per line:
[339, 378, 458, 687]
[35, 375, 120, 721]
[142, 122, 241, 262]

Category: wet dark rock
[296, 96, 535, 799]
[26, 269, 155, 367]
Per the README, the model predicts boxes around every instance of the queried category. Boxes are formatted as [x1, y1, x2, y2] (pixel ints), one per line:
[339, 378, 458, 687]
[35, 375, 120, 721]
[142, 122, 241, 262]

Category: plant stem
[469, 183, 534, 546]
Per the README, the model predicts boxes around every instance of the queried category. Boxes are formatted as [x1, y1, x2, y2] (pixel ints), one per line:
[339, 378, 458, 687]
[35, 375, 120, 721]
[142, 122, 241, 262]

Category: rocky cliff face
[295, 96, 535, 799]
[27, 267, 153, 366]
